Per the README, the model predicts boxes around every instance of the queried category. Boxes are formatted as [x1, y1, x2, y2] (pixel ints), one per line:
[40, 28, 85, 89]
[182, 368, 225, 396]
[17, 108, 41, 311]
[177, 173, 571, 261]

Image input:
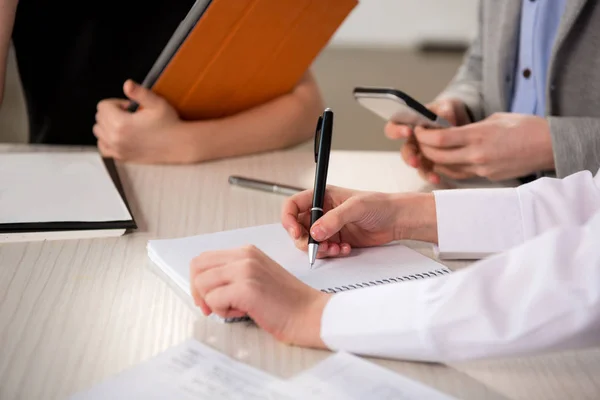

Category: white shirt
[320, 169, 600, 363]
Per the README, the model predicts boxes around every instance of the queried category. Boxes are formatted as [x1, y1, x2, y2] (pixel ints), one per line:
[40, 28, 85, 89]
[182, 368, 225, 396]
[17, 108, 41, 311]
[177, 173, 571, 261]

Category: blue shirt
[510, 0, 567, 117]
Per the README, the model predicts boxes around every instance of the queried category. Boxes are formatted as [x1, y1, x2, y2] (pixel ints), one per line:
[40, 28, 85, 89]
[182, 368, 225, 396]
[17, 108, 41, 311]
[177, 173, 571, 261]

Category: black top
[11, 0, 195, 145]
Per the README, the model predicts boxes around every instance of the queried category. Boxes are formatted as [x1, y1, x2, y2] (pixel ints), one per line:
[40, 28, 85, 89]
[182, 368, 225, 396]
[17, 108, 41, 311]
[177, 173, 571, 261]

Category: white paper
[147, 224, 449, 297]
[284, 352, 457, 400]
[69, 339, 294, 400]
[0, 152, 132, 223]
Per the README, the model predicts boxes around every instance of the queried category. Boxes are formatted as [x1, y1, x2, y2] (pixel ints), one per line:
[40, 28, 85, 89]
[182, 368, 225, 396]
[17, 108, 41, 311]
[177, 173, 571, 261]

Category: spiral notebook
[147, 224, 450, 316]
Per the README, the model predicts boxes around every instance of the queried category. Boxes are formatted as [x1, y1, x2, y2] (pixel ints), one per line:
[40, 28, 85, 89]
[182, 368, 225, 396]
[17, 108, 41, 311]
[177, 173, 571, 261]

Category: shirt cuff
[433, 188, 525, 259]
[320, 281, 440, 362]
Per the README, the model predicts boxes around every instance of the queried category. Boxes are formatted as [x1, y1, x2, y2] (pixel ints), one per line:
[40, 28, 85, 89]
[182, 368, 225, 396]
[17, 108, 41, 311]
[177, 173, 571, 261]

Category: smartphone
[353, 87, 451, 128]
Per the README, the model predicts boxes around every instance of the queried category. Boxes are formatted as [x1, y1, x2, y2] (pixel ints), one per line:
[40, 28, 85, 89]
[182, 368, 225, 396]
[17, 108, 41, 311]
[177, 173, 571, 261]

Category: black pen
[308, 108, 334, 267]
[228, 176, 304, 196]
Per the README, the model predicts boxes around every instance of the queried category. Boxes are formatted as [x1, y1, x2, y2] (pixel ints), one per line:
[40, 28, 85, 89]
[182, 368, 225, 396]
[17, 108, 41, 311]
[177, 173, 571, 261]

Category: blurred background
[0, 0, 478, 150]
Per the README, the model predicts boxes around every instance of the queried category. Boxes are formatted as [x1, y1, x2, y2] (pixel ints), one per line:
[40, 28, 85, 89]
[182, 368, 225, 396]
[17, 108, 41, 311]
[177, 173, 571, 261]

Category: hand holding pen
[227, 108, 334, 268]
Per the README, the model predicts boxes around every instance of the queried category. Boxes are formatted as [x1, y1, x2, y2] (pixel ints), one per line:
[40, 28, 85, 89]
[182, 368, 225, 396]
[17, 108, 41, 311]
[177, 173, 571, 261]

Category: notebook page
[283, 352, 456, 400]
[69, 339, 293, 400]
[147, 224, 449, 294]
[0, 152, 132, 223]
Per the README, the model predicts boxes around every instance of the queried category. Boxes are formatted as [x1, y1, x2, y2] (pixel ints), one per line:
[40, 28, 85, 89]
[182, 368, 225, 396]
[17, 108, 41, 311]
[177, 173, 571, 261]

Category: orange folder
[139, 0, 358, 120]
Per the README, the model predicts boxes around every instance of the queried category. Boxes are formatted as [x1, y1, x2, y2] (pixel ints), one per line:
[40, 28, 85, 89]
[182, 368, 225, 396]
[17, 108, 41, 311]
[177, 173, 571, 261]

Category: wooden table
[0, 145, 597, 399]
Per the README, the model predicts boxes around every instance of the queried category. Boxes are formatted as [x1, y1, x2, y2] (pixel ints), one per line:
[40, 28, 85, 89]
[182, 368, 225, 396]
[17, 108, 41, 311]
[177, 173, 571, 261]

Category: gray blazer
[439, 0, 600, 178]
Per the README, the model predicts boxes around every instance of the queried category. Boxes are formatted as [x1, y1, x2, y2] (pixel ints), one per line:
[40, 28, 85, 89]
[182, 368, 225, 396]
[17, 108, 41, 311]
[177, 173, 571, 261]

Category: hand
[281, 186, 438, 259]
[414, 113, 554, 181]
[385, 98, 472, 184]
[190, 245, 330, 348]
[93, 80, 196, 164]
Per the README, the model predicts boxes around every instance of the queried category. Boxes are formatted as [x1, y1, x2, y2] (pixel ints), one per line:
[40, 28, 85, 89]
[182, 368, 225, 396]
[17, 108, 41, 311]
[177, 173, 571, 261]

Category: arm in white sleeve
[433, 169, 600, 259]
[320, 210, 600, 363]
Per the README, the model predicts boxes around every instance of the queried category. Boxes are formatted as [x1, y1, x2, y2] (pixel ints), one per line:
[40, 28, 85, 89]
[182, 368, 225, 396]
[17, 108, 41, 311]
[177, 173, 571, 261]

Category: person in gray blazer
[387, 0, 600, 184]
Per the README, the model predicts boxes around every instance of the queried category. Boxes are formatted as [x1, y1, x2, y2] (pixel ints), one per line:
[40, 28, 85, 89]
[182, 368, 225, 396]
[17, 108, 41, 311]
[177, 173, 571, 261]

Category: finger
[94, 112, 112, 133]
[309, 199, 365, 242]
[426, 172, 441, 185]
[193, 266, 232, 301]
[414, 127, 468, 148]
[97, 99, 129, 131]
[204, 283, 247, 319]
[419, 144, 472, 165]
[340, 243, 351, 256]
[191, 276, 212, 316]
[190, 248, 248, 276]
[92, 123, 108, 141]
[415, 153, 440, 184]
[400, 137, 420, 168]
[433, 164, 476, 180]
[97, 99, 130, 110]
[427, 101, 456, 124]
[123, 79, 165, 109]
[96, 139, 117, 158]
[292, 212, 312, 251]
[317, 241, 353, 259]
[323, 241, 351, 258]
[96, 98, 130, 113]
[294, 230, 342, 255]
[384, 122, 412, 139]
[281, 190, 314, 239]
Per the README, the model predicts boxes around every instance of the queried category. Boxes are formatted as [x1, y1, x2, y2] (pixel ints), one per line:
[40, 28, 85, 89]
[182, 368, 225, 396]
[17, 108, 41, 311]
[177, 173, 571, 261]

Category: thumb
[123, 79, 163, 108]
[428, 100, 457, 126]
[310, 200, 363, 241]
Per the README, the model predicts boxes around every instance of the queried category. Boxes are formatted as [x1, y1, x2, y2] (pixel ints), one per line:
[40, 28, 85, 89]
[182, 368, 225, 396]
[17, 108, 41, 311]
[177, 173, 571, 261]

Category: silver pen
[228, 176, 304, 196]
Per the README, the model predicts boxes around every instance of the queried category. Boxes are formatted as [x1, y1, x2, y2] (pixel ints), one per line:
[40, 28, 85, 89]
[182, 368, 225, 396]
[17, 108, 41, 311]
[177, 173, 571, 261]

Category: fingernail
[409, 157, 417, 168]
[310, 226, 326, 241]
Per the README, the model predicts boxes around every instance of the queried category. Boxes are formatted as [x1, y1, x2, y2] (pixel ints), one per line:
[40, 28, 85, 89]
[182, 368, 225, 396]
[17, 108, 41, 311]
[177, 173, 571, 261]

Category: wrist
[535, 117, 555, 171]
[391, 193, 438, 244]
[172, 120, 213, 164]
[295, 290, 331, 349]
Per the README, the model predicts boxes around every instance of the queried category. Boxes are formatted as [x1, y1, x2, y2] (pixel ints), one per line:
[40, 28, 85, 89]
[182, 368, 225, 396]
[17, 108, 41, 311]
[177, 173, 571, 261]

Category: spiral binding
[320, 268, 450, 294]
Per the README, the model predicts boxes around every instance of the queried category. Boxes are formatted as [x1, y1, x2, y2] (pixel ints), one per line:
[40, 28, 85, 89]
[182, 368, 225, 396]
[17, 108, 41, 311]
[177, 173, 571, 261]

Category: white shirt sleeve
[434, 169, 600, 259]
[319, 169, 600, 363]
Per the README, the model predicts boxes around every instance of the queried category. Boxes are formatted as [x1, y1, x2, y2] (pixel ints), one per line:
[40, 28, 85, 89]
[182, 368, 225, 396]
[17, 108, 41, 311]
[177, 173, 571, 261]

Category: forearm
[390, 189, 524, 260]
[0, 0, 18, 105]
[179, 71, 323, 163]
[426, 169, 600, 259]
[321, 211, 600, 363]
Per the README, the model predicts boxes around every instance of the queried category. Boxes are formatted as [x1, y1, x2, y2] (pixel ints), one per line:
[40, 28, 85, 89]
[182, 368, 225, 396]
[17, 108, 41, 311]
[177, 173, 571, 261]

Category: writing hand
[190, 245, 329, 348]
[281, 186, 438, 259]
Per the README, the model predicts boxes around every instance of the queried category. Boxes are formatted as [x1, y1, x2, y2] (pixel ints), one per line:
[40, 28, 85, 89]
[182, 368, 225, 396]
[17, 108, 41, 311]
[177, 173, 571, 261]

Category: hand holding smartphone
[353, 87, 451, 129]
